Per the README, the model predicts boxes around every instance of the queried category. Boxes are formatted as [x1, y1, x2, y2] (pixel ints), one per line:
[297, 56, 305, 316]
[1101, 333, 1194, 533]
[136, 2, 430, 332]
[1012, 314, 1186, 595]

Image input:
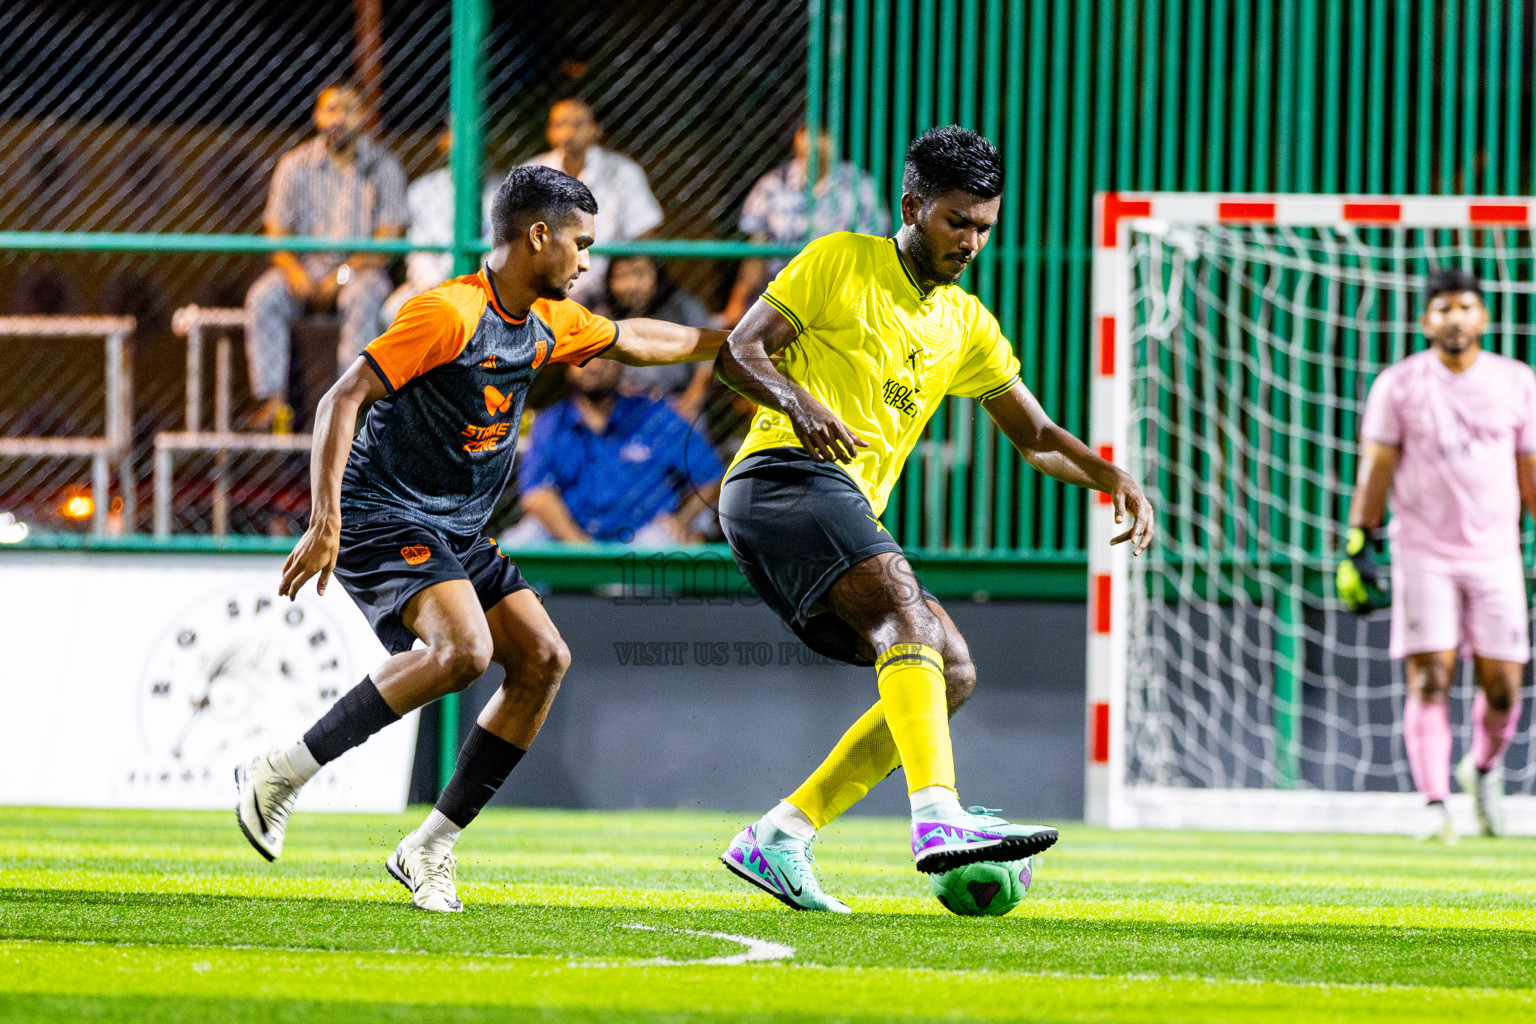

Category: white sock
[910, 785, 964, 822]
[411, 808, 462, 852]
[277, 742, 321, 785]
[758, 801, 816, 844]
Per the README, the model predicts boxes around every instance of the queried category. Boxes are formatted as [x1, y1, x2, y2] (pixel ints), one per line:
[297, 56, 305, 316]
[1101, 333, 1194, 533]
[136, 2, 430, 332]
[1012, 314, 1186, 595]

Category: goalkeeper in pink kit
[1339, 268, 1535, 840]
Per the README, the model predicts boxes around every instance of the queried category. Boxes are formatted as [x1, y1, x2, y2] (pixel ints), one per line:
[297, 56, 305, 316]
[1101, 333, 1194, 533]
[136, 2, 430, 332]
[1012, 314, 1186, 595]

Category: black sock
[302, 677, 401, 766]
[434, 725, 527, 829]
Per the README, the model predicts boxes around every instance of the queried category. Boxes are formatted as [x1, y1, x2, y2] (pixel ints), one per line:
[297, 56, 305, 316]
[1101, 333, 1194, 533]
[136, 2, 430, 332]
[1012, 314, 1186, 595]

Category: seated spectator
[525, 98, 663, 305]
[244, 81, 406, 431]
[504, 358, 723, 546]
[593, 255, 714, 421]
[721, 125, 889, 327]
[380, 125, 500, 328]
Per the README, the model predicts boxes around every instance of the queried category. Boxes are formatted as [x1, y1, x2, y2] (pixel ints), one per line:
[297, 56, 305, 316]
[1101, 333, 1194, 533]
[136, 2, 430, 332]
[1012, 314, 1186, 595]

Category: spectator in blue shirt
[505, 358, 723, 545]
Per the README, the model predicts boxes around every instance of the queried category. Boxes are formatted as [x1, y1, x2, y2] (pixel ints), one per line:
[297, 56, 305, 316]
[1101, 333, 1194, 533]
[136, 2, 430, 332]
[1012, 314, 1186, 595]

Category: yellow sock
[874, 643, 954, 794]
[786, 702, 901, 829]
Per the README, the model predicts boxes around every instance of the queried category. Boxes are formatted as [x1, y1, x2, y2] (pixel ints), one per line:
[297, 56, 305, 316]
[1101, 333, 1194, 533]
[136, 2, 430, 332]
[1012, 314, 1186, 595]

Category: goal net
[1088, 193, 1536, 834]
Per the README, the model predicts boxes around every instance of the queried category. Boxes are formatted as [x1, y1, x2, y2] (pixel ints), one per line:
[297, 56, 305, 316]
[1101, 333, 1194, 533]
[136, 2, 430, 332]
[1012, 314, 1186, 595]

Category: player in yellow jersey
[714, 126, 1154, 911]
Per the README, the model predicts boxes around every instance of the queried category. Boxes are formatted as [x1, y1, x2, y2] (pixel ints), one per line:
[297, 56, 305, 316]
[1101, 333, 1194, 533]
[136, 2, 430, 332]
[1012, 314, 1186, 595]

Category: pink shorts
[1389, 549, 1531, 663]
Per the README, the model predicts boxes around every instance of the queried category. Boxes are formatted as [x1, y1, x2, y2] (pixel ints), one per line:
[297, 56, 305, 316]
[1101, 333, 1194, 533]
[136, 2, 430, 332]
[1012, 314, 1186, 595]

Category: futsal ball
[928, 856, 1032, 917]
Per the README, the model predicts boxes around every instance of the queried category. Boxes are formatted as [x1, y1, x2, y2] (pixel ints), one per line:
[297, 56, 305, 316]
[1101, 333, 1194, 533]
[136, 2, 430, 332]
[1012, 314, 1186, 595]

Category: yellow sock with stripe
[785, 702, 901, 830]
[873, 643, 955, 794]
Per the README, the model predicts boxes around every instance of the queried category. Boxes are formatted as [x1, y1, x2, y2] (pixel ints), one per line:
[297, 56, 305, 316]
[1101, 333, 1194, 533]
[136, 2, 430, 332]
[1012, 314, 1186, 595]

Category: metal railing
[153, 306, 313, 538]
[0, 315, 135, 536]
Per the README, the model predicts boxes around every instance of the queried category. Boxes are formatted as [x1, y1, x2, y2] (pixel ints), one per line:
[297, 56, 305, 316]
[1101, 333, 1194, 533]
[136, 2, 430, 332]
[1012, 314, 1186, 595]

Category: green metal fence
[807, 0, 1536, 565]
[4, 0, 1532, 585]
[0, 0, 806, 547]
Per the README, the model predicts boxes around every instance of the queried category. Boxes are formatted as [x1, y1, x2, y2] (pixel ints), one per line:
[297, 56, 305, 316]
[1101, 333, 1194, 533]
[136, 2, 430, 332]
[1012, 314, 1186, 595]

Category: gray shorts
[718, 446, 932, 666]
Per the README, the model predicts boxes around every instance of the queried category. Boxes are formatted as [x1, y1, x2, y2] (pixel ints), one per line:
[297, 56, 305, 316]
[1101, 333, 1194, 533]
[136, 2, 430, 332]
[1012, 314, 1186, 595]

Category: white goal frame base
[1086, 191, 1536, 835]
[1112, 788, 1536, 836]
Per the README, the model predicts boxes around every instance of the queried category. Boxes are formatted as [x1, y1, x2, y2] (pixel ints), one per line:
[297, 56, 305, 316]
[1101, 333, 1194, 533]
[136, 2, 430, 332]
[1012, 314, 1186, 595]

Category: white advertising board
[0, 551, 416, 813]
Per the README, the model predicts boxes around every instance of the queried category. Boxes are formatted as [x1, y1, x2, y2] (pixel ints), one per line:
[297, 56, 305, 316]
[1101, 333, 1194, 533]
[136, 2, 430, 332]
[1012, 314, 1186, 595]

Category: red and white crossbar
[1096, 191, 1536, 248]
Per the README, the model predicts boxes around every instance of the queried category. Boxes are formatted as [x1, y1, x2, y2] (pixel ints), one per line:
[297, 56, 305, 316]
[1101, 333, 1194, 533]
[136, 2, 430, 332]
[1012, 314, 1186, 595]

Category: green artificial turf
[0, 806, 1532, 1022]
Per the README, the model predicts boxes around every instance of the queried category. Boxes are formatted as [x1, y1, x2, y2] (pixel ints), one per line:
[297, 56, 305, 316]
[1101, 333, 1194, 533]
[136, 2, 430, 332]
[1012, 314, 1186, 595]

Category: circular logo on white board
[134, 589, 353, 786]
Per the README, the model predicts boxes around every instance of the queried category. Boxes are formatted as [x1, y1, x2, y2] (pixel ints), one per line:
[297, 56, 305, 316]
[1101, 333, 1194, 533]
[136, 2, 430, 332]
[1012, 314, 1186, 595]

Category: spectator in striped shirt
[720, 125, 889, 328]
[244, 82, 408, 431]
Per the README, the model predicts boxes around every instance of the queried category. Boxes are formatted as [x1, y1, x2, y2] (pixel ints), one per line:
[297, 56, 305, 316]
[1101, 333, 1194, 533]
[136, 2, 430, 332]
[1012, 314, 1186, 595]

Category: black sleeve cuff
[575, 321, 621, 367]
[762, 293, 805, 335]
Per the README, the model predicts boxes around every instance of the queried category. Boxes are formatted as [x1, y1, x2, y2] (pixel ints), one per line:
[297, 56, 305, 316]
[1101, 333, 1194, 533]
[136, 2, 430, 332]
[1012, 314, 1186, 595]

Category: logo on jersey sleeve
[484, 385, 513, 416]
[534, 338, 548, 368]
[401, 544, 432, 565]
[479, 355, 498, 370]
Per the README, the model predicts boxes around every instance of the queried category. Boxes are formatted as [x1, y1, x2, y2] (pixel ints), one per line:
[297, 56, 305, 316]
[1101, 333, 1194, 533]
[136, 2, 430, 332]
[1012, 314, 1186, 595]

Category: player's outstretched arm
[605, 319, 729, 366]
[714, 299, 869, 463]
[983, 381, 1153, 554]
[279, 358, 388, 600]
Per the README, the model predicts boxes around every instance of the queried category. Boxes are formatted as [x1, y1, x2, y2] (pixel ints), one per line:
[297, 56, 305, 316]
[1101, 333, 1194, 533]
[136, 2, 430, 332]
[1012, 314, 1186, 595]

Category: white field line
[0, 923, 797, 970]
[590, 922, 794, 967]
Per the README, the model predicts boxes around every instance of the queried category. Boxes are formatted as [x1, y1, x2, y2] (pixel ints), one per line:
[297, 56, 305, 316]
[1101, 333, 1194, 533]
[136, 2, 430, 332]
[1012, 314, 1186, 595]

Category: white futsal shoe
[235, 752, 304, 861]
[1456, 754, 1505, 837]
[1417, 800, 1457, 845]
[387, 834, 464, 912]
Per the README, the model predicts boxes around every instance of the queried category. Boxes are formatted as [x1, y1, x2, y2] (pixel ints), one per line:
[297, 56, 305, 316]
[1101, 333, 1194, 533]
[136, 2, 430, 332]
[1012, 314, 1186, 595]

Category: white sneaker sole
[233, 764, 278, 862]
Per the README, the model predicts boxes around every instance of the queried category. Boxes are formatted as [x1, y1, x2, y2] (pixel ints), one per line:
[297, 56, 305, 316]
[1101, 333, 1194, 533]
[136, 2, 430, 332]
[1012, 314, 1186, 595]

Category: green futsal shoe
[720, 824, 851, 913]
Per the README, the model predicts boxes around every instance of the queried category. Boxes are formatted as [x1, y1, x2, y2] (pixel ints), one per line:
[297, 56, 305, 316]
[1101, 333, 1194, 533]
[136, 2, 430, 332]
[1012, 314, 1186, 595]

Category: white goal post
[1089, 192, 1536, 834]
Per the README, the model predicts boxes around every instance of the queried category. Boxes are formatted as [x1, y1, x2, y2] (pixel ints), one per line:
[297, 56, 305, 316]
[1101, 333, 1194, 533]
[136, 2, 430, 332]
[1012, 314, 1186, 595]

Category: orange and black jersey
[341, 269, 618, 535]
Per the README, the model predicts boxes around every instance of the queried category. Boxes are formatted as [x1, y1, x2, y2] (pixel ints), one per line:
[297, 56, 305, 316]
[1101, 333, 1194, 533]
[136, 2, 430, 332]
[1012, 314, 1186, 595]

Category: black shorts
[718, 446, 932, 666]
[332, 518, 533, 654]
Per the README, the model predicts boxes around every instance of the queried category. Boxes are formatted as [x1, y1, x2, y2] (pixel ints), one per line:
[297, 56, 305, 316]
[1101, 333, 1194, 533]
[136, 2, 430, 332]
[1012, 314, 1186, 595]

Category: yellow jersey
[729, 232, 1021, 515]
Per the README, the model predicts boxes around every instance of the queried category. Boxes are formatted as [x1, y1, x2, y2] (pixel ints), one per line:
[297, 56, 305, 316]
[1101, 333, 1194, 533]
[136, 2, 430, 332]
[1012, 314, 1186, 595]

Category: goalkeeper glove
[1336, 526, 1387, 612]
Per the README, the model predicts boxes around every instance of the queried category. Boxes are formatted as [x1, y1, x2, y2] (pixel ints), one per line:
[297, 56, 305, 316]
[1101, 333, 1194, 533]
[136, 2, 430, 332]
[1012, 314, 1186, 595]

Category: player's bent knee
[529, 634, 571, 682]
[944, 660, 976, 713]
[500, 632, 571, 685]
[1409, 678, 1451, 704]
[1407, 670, 1452, 704]
[437, 637, 493, 691]
[873, 601, 944, 650]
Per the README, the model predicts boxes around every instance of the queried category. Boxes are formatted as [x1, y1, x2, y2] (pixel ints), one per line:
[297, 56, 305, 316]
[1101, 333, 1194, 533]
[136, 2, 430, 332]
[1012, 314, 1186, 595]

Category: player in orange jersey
[235, 166, 725, 911]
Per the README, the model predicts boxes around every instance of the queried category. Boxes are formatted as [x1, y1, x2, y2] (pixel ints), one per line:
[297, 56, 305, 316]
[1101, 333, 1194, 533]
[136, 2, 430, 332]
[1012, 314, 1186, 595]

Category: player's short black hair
[489, 165, 599, 246]
[1423, 266, 1482, 304]
[902, 125, 1004, 201]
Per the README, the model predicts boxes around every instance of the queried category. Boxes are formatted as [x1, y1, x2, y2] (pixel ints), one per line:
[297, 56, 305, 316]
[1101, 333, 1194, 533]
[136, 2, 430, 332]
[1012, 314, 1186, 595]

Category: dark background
[409, 596, 1089, 819]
